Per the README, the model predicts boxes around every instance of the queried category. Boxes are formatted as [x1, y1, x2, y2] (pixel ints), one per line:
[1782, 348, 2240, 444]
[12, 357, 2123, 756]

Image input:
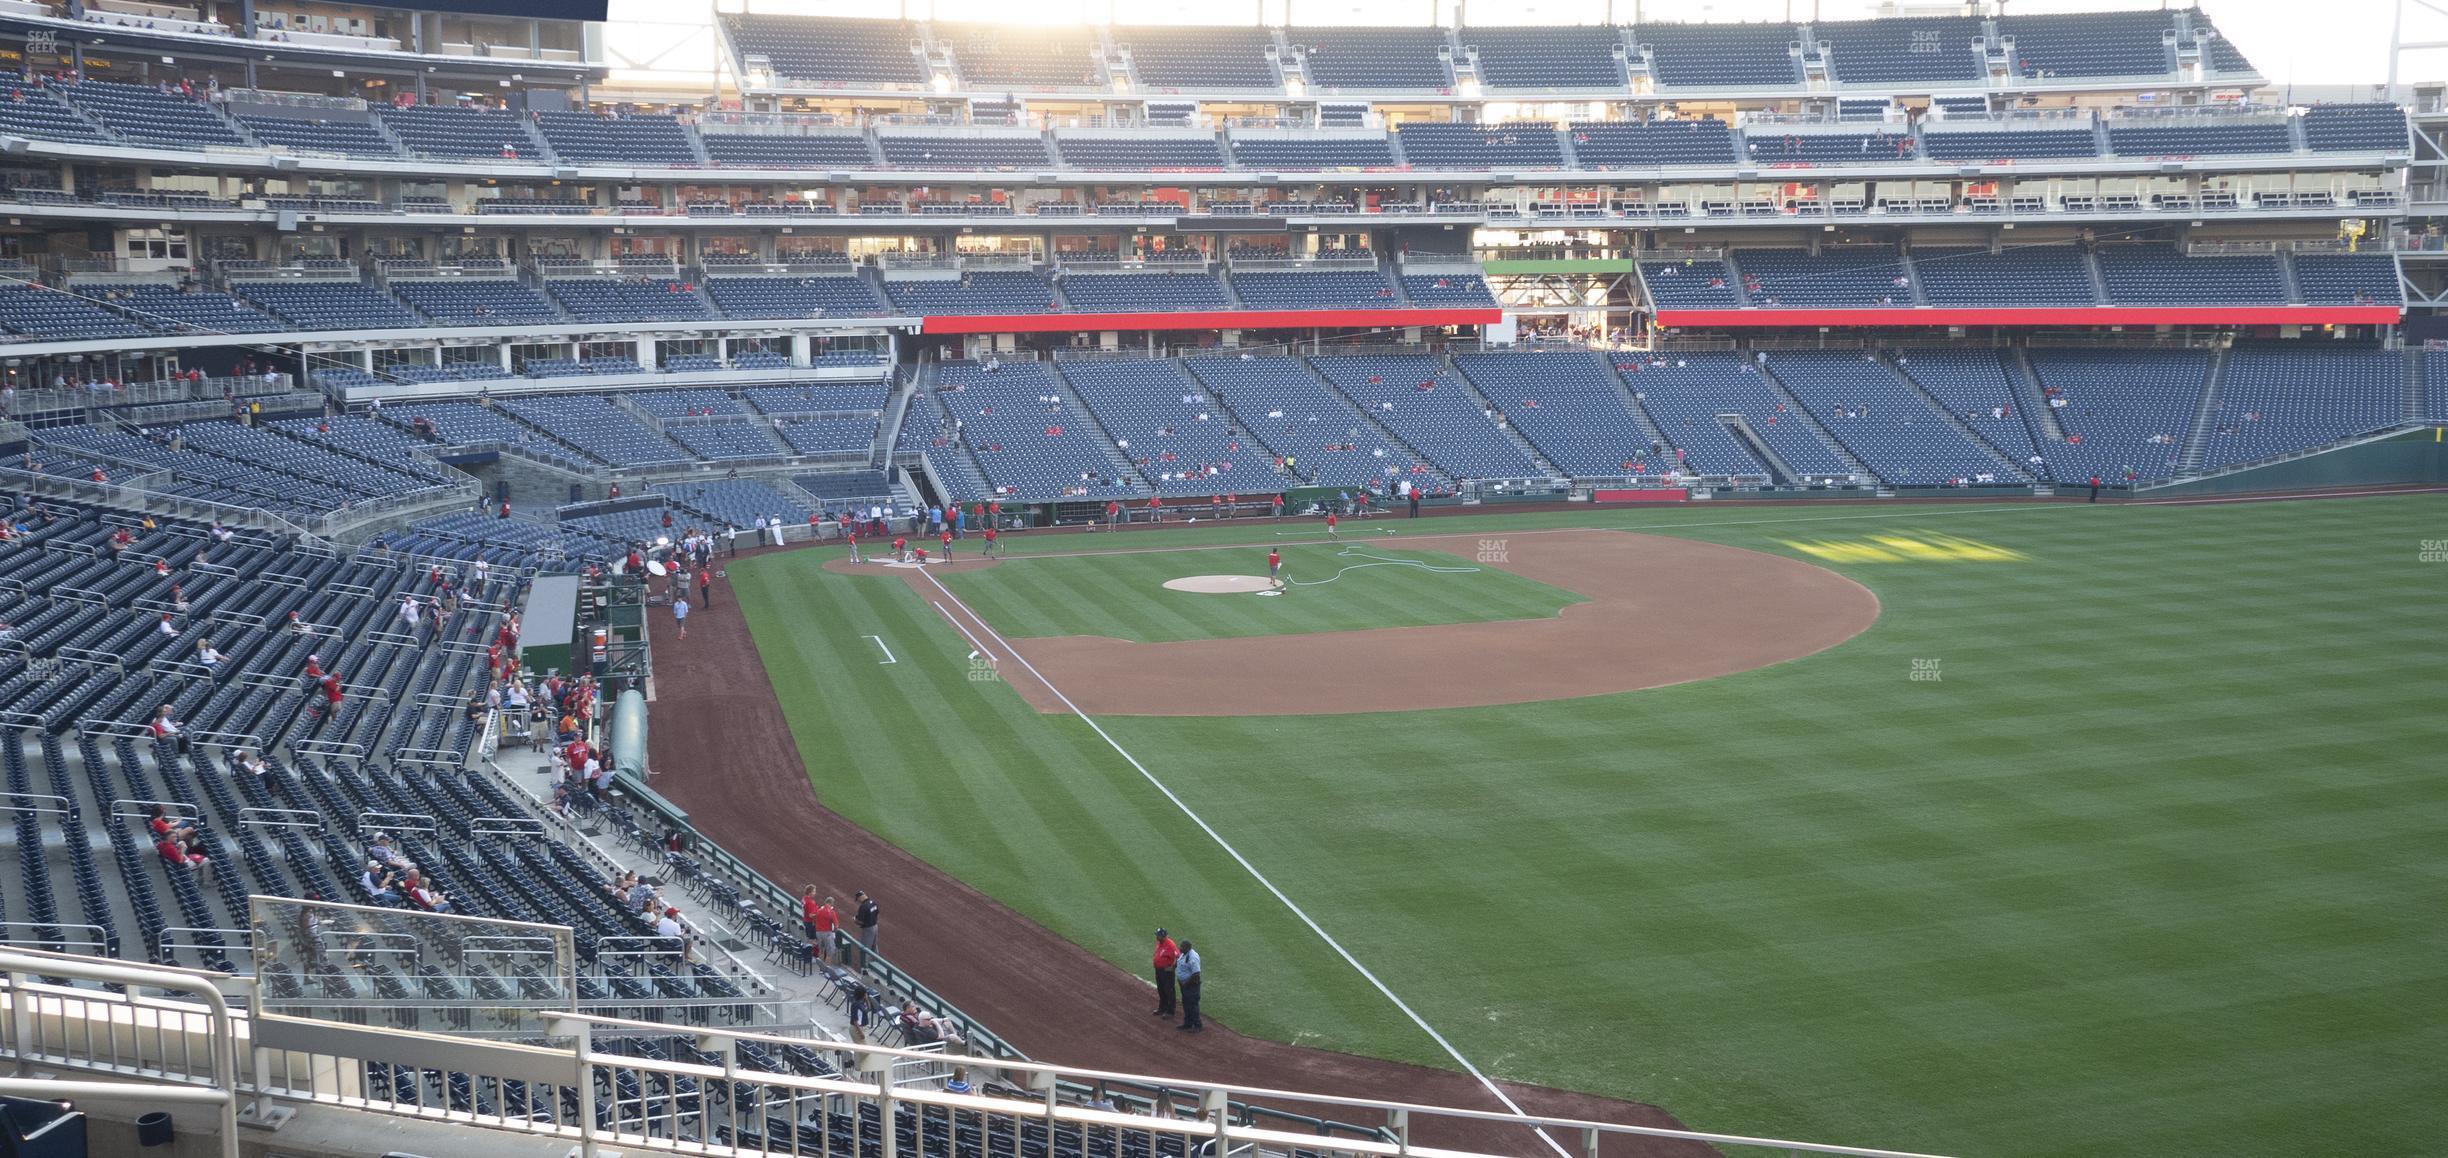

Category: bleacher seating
[744, 383, 892, 417]
[931, 362, 1137, 500]
[59, 82, 245, 148]
[1922, 127, 2100, 161]
[1889, 349, 2051, 479]
[0, 285, 156, 340]
[1733, 248, 1914, 308]
[1059, 359, 1281, 496]
[1568, 118, 1737, 167]
[1053, 272, 1231, 313]
[1638, 22, 1801, 88]
[721, 14, 927, 85]
[628, 389, 744, 419]
[1052, 136, 1225, 170]
[1639, 257, 1742, 309]
[1397, 274, 1496, 309]
[2095, 244, 2287, 305]
[1912, 246, 2097, 306]
[1226, 269, 1403, 310]
[546, 279, 716, 323]
[232, 280, 421, 330]
[939, 23, 1108, 88]
[667, 421, 788, 461]
[376, 104, 545, 160]
[1309, 355, 1543, 479]
[389, 279, 562, 326]
[1226, 134, 1398, 169]
[2199, 346, 2406, 468]
[1744, 131, 1919, 164]
[0, 80, 109, 144]
[496, 396, 691, 467]
[1394, 122, 1565, 168]
[1461, 25, 1625, 90]
[1763, 351, 2022, 485]
[2292, 253, 2402, 305]
[876, 134, 1051, 169]
[2106, 119, 2292, 158]
[1817, 16, 1984, 84]
[533, 113, 702, 166]
[895, 400, 993, 504]
[700, 132, 878, 168]
[2301, 104, 2410, 153]
[82, 284, 284, 334]
[884, 271, 1061, 316]
[1608, 354, 1792, 478]
[654, 479, 812, 528]
[1997, 11, 2176, 78]
[2025, 348, 2208, 481]
[703, 275, 891, 319]
[234, 111, 399, 157]
[1112, 26, 1280, 89]
[1186, 356, 1443, 489]
[384, 402, 563, 451]
[773, 417, 879, 456]
[1289, 26, 1452, 90]
[1454, 350, 1665, 477]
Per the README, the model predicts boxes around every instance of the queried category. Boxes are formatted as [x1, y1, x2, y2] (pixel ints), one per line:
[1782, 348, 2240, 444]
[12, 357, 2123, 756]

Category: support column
[636, 338, 657, 370]
[791, 332, 812, 367]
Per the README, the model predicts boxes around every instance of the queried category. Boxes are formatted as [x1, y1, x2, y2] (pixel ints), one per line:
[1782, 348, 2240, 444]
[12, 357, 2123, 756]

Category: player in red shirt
[939, 529, 953, 562]
[892, 536, 907, 563]
[1325, 511, 1339, 537]
[982, 525, 1000, 558]
[845, 525, 862, 563]
[1267, 548, 1283, 590]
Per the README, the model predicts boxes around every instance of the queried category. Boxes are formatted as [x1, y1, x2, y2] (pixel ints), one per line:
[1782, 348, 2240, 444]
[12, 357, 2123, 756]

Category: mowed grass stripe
[746, 495, 2448, 1158]
[939, 546, 1584, 642]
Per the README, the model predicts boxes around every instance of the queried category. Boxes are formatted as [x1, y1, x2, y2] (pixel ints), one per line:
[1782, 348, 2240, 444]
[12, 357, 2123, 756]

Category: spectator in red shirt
[940, 529, 953, 562]
[982, 525, 1000, 559]
[1151, 928, 1181, 1017]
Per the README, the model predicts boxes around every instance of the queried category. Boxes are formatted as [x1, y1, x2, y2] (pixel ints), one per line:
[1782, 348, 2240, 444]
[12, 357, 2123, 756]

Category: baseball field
[665, 493, 2446, 1158]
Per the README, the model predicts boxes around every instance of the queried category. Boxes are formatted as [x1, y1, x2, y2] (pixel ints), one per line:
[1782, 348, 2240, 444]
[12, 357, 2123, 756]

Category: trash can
[134, 1111, 172, 1147]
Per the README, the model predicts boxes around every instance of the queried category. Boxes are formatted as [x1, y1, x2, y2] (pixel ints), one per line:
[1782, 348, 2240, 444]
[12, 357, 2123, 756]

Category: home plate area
[1162, 574, 1277, 593]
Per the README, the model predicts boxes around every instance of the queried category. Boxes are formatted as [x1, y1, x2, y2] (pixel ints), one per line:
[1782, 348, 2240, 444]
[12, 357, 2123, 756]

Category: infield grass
[934, 543, 1584, 641]
[732, 494, 2448, 1158]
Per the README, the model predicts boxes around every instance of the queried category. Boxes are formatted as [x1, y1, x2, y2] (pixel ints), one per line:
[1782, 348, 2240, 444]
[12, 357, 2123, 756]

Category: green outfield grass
[932, 543, 1584, 641]
[732, 495, 2448, 1158]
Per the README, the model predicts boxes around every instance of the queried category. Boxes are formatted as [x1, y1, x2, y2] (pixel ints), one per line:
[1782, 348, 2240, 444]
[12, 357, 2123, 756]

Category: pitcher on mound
[1267, 548, 1285, 592]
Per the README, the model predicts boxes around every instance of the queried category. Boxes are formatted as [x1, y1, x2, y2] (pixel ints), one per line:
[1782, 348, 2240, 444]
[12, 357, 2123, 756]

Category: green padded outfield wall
[2144, 428, 2448, 497]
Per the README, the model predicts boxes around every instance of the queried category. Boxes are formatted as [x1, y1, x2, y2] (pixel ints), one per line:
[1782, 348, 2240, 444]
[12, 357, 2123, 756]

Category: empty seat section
[2292, 253, 2402, 305]
[1310, 355, 1541, 479]
[1745, 131, 1917, 164]
[59, 82, 245, 147]
[720, 15, 927, 86]
[1816, 16, 1984, 84]
[1187, 356, 1441, 489]
[1912, 246, 2096, 306]
[2301, 103, 2410, 152]
[377, 105, 544, 160]
[231, 280, 420, 329]
[2106, 120, 2291, 157]
[1997, 11, 2176, 78]
[1890, 349, 2049, 477]
[234, 111, 399, 157]
[80, 284, 282, 334]
[1394, 122, 1565, 168]
[1226, 269, 1402, 310]
[876, 134, 1050, 169]
[1638, 22, 1801, 88]
[939, 22, 1108, 88]
[0, 285, 154, 339]
[704, 275, 890, 318]
[1053, 135, 1224, 169]
[389, 279, 560, 325]
[1453, 350, 1663, 476]
[2095, 244, 2286, 305]
[1289, 26, 1451, 89]
[1732, 248, 1913, 308]
[884, 271, 1060, 315]
[0, 80, 108, 143]
[2199, 347, 2406, 468]
[1054, 272, 1231, 313]
[700, 132, 877, 168]
[1765, 351, 2020, 485]
[2025, 348, 2208, 481]
[931, 362, 1136, 499]
[1398, 275, 1497, 308]
[1568, 118, 1737, 167]
[534, 112, 701, 165]
[1638, 257, 1741, 309]
[1113, 26, 1280, 89]
[496, 396, 690, 467]
[744, 383, 892, 417]
[1609, 353, 1780, 476]
[654, 479, 812, 526]
[546, 279, 715, 322]
[1226, 134, 1397, 169]
[1061, 360, 1282, 496]
[1922, 128, 2099, 161]
[1462, 25, 1625, 90]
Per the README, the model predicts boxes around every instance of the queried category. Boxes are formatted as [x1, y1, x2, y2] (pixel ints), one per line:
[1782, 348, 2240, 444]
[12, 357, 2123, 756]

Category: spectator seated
[2301, 104, 2410, 152]
[720, 14, 927, 86]
[1053, 271, 1230, 313]
[0, 285, 155, 340]
[1310, 355, 1542, 479]
[1113, 26, 1279, 89]
[534, 112, 702, 166]
[59, 81, 245, 148]
[389, 278, 561, 325]
[1616, 352, 1845, 478]
[1568, 118, 1737, 167]
[876, 133, 1051, 169]
[232, 279, 420, 329]
[1395, 122, 1565, 168]
[885, 270, 1061, 315]
[0, 80, 110, 144]
[384, 402, 564, 451]
[931, 362, 1137, 500]
[1289, 26, 1452, 90]
[1732, 248, 1914, 308]
[235, 110, 399, 157]
[1912, 246, 2096, 306]
[1889, 349, 2050, 477]
[1061, 359, 1281, 496]
[1226, 268, 1403, 310]
[2030, 349, 2211, 482]
[2096, 244, 2287, 305]
[700, 132, 877, 168]
[547, 279, 715, 323]
[704, 275, 890, 319]
[1228, 134, 1397, 169]
[1187, 355, 1443, 489]
[1639, 22, 1802, 88]
[1052, 135, 1225, 170]
[1454, 350, 1665, 477]
[1638, 257, 1742, 309]
[1462, 25, 1625, 90]
[81, 283, 282, 334]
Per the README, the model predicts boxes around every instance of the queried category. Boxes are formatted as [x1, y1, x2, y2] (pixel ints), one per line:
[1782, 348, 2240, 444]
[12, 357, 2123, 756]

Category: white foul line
[919, 568, 1572, 1158]
[930, 601, 999, 665]
[864, 635, 898, 665]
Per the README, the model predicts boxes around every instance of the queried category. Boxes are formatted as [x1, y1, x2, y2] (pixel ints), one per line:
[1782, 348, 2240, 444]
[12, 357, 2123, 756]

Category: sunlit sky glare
[691, 0, 2428, 87]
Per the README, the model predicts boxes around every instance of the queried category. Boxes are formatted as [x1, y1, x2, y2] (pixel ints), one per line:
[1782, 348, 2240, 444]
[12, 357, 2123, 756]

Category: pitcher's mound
[1164, 575, 1275, 594]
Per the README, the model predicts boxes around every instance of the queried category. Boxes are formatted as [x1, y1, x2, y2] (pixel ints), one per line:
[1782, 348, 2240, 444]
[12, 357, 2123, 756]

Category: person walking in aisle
[1175, 940, 1203, 1031]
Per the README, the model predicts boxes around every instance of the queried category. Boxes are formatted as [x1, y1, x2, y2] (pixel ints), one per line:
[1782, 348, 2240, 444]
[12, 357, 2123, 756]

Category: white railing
[0, 949, 242, 1158]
